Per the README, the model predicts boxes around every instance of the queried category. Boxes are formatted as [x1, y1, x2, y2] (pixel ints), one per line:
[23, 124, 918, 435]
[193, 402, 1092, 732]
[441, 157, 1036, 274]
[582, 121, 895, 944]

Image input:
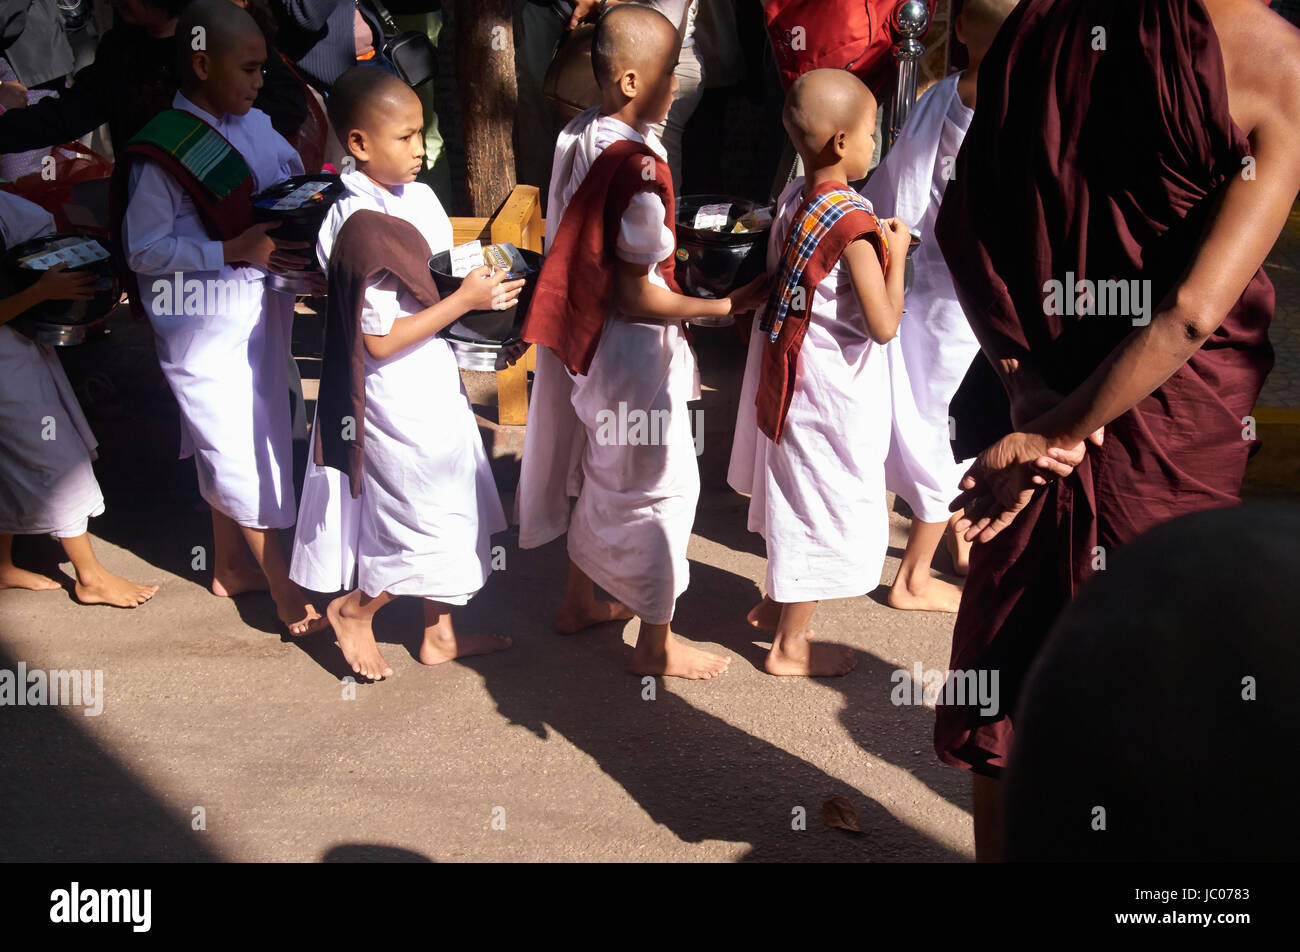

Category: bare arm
[363, 265, 524, 361]
[842, 222, 907, 344]
[614, 259, 768, 323]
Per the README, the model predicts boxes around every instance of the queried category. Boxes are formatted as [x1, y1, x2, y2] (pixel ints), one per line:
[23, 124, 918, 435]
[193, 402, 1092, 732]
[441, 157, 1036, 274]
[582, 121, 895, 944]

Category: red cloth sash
[521, 138, 679, 375]
[755, 180, 886, 443]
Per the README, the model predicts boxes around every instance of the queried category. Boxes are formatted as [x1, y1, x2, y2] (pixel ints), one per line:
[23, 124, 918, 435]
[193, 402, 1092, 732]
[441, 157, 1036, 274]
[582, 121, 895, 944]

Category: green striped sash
[129, 109, 251, 199]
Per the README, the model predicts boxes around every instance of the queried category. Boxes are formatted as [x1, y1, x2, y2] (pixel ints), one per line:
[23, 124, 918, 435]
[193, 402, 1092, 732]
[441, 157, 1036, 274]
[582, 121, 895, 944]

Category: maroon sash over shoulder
[109, 109, 256, 320]
[756, 180, 886, 443]
[932, 0, 1274, 774]
[521, 138, 679, 375]
[315, 210, 439, 498]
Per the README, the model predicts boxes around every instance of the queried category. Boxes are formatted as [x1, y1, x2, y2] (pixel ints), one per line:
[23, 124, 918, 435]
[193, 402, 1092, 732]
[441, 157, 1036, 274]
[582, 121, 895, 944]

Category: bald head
[783, 68, 877, 165]
[176, 0, 263, 83]
[591, 4, 679, 91]
[328, 65, 420, 147]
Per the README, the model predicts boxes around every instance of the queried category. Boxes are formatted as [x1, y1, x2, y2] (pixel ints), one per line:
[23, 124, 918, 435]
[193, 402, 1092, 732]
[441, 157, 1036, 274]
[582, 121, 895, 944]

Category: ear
[191, 51, 211, 83]
[954, 12, 967, 47]
[832, 129, 849, 159]
[348, 129, 369, 163]
[618, 68, 637, 101]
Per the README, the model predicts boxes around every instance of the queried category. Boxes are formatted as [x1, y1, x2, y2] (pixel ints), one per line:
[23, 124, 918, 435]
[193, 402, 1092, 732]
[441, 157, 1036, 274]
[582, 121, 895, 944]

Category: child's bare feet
[326, 593, 392, 680]
[764, 629, 855, 677]
[74, 571, 159, 608]
[211, 561, 268, 597]
[0, 564, 63, 591]
[887, 574, 963, 613]
[746, 595, 781, 631]
[419, 630, 513, 665]
[554, 599, 635, 634]
[629, 634, 731, 680]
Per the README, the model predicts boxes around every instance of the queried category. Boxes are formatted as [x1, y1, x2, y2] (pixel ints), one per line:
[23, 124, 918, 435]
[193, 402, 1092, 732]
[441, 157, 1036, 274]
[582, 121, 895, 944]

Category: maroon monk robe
[521, 138, 680, 376]
[932, 0, 1274, 775]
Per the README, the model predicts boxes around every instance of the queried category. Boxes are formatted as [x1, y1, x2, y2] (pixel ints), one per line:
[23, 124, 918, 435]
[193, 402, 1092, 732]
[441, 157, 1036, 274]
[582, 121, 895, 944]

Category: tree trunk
[454, 0, 518, 217]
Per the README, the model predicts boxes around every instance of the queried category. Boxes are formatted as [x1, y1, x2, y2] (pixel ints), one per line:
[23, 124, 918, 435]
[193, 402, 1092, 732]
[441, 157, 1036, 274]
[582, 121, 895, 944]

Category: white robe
[123, 92, 304, 530]
[517, 108, 701, 625]
[727, 178, 892, 603]
[0, 192, 104, 538]
[289, 170, 506, 601]
[860, 73, 979, 523]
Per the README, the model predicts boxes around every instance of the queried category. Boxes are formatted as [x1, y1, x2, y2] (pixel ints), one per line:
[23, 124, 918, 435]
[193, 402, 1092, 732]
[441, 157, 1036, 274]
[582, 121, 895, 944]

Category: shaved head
[591, 3, 679, 90]
[783, 68, 877, 159]
[327, 65, 419, 144]
[176, 0, 263, 81]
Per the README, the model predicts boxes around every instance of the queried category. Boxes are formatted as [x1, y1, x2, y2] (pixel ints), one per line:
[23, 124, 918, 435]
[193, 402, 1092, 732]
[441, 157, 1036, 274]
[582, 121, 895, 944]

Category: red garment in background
[932, 0, 1274, 774]
[763, 0, 936, 94]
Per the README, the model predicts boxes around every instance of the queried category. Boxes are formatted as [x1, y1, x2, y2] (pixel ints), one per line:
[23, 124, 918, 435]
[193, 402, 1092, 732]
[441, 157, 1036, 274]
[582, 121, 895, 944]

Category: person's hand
[0, 80, 29, 111]
[568, 0, 611, 30]
[949, 430, 1086, 544]
[266, 245, 312, 274]
[33, 263, 97, 302]
[454, 265, 526, 313]
[496, 336, 531, 369]
[880, 216, 911, 268]
[223, 221, 279, 269]
[725, 273, 771, 316]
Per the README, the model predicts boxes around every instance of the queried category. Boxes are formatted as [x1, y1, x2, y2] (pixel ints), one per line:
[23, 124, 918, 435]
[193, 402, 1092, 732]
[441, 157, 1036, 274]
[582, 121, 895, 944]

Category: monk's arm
[613, 259, 745, 323]
[842, 237, 902, 344]
[1033, 159, 1300, 445]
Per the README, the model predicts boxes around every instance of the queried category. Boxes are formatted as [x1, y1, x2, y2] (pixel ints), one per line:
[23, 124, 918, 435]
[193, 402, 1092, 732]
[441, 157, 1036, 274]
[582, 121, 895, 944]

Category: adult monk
[933, 0, 1300, 861]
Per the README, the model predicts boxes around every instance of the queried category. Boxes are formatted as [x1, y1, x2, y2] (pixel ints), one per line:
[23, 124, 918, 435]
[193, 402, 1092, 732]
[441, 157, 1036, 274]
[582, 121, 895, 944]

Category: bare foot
[211, 562, 268, 597]
[554, 599, 635, 634]
[887, 575, 963, 613]
[946, 522, 971, 576]
[746, 595, 781, 631]
[764, 630, 856, 677]
[74, 572, 159, 608]
[273, 583, 326, 635]
[628, 636, 731, 680]
[0, 564, 63, 591]
[326, 594, 392, 680]
[419, 631, 513, 665]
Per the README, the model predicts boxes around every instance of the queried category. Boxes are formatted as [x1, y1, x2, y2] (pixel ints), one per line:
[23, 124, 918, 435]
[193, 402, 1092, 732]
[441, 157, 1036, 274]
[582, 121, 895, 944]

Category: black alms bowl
[251, 174, 345, 245]
[674, 194, 772, 300]
[3, 232, 119, 345]
[430, 247, 543, 344]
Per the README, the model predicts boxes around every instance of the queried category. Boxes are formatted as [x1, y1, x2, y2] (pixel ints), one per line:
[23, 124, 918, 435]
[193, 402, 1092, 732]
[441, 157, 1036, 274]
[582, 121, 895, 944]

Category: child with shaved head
[289, 67, 520, 681]
[729, 68, 911, 676]
[516, 4, 766, 680]
[862, 0, 1019, 613]
[120, 0, 323, 634]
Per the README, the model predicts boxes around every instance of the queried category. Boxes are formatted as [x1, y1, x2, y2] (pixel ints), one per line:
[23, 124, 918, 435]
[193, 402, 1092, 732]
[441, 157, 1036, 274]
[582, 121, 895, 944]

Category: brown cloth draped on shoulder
[933, 0, 1274, 775]
[315, 209, 439, 499]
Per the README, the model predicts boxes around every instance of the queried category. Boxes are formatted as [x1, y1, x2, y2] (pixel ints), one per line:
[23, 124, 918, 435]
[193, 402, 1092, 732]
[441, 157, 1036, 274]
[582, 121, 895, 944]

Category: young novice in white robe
[728, 69, 910, 677]
[0, 191, 158, 607]
[515, 6, 765, 681]
[120, 1, 323, 633]
[859, 0, 1018, 613]
[291, 67, 519, 681]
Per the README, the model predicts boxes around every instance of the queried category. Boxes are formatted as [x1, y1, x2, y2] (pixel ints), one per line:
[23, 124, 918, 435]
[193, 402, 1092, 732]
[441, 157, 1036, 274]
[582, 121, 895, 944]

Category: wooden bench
[450, 185, 542, 426]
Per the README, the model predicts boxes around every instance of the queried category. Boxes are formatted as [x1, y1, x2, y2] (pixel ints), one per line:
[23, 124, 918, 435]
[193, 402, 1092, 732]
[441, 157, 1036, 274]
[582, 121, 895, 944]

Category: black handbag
[366, 0, 438, 87]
